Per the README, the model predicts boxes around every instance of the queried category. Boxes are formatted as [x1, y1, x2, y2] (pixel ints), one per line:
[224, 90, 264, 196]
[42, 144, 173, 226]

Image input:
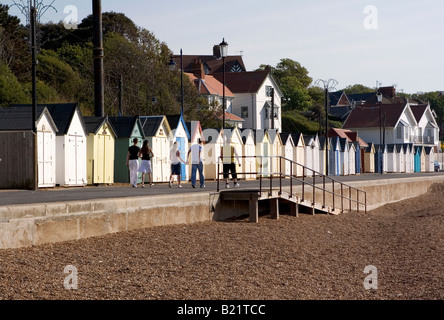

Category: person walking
[126, 138, 140, 188]
[169, 141, 187, 188]
[221, 139, 241, 188]
[138, 140, 155, 187]
[187, 138, 205, 188]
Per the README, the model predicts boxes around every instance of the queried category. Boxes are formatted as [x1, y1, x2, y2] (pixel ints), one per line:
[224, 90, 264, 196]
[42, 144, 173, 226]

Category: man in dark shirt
[126, 138, 140, 187]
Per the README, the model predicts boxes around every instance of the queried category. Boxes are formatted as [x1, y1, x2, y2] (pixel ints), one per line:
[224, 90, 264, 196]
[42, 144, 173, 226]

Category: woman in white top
[169, 141, 187, 188]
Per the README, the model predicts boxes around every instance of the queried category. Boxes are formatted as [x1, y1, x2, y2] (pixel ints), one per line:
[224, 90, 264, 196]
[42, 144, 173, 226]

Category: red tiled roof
[218, 111, 244, 122]
[343, 103, 407, 129]
[186, 73, 234, 97]
[213, 71, 269, 93]
[328, 127, 368, 147]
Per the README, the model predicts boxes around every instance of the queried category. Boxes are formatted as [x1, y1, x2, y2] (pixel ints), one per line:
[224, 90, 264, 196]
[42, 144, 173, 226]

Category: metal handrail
[217, 155, 367, 214]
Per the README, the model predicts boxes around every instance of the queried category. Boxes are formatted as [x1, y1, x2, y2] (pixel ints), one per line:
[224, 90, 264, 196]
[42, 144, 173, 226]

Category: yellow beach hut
[240, 128, 257, 180]
[84, 117, 116, 185]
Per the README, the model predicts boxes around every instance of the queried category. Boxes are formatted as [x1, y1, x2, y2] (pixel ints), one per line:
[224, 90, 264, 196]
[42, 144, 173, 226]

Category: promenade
[1, 172, 444, 206]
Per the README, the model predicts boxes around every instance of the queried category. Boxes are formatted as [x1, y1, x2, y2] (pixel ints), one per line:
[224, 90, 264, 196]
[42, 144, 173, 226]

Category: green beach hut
[108, 116, 145, 184]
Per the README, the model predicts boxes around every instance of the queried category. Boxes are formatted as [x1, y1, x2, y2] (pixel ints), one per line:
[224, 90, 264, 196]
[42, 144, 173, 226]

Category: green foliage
[282, 112, 320, 134]
[342, 84, 374, 95]
[0, 61, 29, 107]
[259, 58, 315, 112]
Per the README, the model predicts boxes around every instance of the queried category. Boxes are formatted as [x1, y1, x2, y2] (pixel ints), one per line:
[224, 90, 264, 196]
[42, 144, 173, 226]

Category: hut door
[37, 130, 54, 187]
[178, 137, 186, 181]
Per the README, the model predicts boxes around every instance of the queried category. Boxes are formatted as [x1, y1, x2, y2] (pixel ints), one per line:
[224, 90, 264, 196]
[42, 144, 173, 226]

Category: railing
[217, 155, 367, 214]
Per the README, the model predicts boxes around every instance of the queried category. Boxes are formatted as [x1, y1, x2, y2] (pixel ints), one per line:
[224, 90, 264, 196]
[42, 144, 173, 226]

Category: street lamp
[219, 38, 228, 129]
[168, 49, 184, 116]
[376, 90, 383, 174]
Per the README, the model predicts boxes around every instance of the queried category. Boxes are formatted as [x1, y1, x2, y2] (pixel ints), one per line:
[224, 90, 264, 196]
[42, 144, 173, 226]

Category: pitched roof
[328, 127, 368, 147]
[108, 116, 143, 138]
[0, 106, 58, 132]
[343, 103, 409, 129]
[409, 104, 429, 123]
[83, 116, 116, 136]
[10, 103, 83, 135]
[217, 111, 244, 122]
[172, 55, 246, 74]
[186, 73, 234, 97]
[139, 116, 164, 137]
[213, 71, 270, 94]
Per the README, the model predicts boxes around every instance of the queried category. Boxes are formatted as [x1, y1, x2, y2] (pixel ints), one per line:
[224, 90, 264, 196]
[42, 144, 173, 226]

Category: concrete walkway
[1, 172, 444, 206]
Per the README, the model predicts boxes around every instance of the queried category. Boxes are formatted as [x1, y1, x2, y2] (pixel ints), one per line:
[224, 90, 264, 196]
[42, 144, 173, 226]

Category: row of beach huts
[0, 103, 439, 189]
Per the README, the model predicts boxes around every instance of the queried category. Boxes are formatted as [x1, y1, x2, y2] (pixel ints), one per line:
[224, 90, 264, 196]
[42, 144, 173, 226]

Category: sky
[5, 0, 444, 94]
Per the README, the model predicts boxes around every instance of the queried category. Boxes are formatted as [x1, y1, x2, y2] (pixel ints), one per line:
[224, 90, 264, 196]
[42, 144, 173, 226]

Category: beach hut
[339, 137, 349, 176]
[304, 134, 320, 176]
[291, 133, 305, 177]
[348, 142, 356, 175]
[424, 146, 435, 172]
[254, 129, 271, 177]
[202, 128, 223, 181]
[329, 137, 341, 176]
[374, 144, 388, 174]
[186, 121, 204, 182]
[386, 144, 398, 173]
[268, 129, 283, 176]
[166, 114, 190, 181]
[140, 116, 172, 183]
[395, 144, 405, 173]
[0, 106, 58, 188]
[109, 116, 145, 184]
[11, 103, 88, 187]
[186, 121, 204, 145]
[280, 133, 295, 177]
[406, 144, 414, 173]
[84, 117, 116, 185]
[318, 137, 328, 176]
[351, 142, 361, 174]
[364, 143, 375, 173]
[240, 128, 257, 180]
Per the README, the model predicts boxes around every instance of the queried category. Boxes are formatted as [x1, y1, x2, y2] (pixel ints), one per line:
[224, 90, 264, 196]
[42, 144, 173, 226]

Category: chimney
[379, 86, 396, 99]
[192, 59, 205, 79]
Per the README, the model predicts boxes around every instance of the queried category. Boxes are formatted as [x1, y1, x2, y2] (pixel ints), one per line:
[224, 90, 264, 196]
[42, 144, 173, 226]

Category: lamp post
[219, 38, 228, 129]
[314, 78, 338, 176]
[168, 49, 184, 116]
[376, 91, 383, 174]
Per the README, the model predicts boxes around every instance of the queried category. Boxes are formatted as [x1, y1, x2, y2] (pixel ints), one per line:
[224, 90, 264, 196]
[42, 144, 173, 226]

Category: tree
[258, 58, 313, 111]
[342, 84, 374, 95]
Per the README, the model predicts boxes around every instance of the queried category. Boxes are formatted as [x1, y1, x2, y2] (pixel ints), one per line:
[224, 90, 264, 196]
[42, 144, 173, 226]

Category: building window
[241, 106, 248, 118]
[265, 85, 272, 97]
[397, 126, 402, 139]
[265, 108, 269, 119]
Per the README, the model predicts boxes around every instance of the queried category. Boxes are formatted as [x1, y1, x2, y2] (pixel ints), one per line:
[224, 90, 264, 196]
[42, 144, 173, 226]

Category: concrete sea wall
[1, 175, 444, 249]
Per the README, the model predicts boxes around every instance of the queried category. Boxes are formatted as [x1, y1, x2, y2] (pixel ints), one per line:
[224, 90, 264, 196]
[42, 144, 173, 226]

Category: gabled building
[11, 103, 88, 187]
[0, 106, 59, 188]
[108, 115, 145, 184]
[410, 102, 439, 147]
[213, 70, 283, 132]
[343, 102, 418, 146]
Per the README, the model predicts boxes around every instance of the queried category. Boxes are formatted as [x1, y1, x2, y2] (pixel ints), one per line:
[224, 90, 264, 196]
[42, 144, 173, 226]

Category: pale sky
[6, 0, 444, 94]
